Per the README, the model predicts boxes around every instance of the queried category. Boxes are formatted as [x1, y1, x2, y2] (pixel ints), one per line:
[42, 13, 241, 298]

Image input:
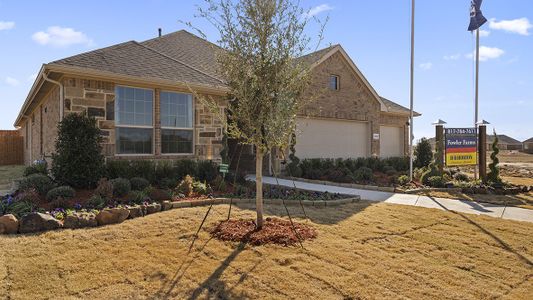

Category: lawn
[415, 190, 533, 210]
[1, 202, 531, 299]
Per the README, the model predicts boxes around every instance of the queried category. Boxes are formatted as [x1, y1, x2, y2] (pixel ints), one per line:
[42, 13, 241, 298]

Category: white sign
[373, 133, 380, 140]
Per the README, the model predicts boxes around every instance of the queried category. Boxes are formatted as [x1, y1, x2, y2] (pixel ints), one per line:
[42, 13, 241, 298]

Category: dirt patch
[209, 217, 317, 246]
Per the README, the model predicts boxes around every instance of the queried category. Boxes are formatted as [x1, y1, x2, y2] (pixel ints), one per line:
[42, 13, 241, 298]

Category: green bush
[487, 130, 501, 184]
[24, 160, 48, 177]
[453, 172, 469, 182]
[197, 160, 218, 183]
[86, 195, 106, 209]
[130, 177, 150, 191]
[128, 190, 150, 205]
[427, 176, 445, 188]
[352, 167, 373, 182]
[111, 178, 131, 197]
[106, 160, 134, 179]
[157, 178, 176, 190]
[94, 178, 113, 200]
[414, 138, 433, 168]
[130, 161, 156, 183]
[397, 175, 410, 186]
[51, 113, 105, 188]
[46, 186, 75, 202]
[382, 165, 397, 175]
[192, 180, 207, 195]
[18, 174, 54, 196]
[5, 200, 35, 219]
[175, 160, 198, 179]
[155, 161, 176, 182]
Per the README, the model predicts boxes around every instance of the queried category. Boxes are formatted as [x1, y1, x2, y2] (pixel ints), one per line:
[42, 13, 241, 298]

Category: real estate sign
[445, 128, 477, 166]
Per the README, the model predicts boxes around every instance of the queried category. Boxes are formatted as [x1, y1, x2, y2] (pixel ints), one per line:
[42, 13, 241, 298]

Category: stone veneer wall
[60, 76, 225, 161]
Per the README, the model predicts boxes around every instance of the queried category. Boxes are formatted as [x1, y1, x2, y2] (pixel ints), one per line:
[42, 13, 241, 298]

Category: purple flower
[74, 203, 82, 210]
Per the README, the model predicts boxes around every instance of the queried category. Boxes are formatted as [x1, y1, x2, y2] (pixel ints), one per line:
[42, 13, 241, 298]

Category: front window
[329, 75, 339, 90]
[160, 91, 193, 154]
[115, 86, 154, 154]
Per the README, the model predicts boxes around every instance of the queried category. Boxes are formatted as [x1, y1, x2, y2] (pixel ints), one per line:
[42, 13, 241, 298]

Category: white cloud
[32, 26, 93, 47]
[304, 4, 333, 18]
[466, 46, 504, 61]
[5, 77, 19, 86]
[479, 29, 490, 37]
[489, 18, 532, 36]
[0, 21, 15, 31]
[419, 62, 432, 70]
[444, 54, 461, 60]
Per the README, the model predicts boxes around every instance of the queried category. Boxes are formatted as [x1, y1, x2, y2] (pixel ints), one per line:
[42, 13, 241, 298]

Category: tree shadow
[427, 196, 533, 267]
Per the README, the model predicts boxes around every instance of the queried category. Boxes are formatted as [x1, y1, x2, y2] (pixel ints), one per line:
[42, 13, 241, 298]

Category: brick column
[154, 89, 161, 156]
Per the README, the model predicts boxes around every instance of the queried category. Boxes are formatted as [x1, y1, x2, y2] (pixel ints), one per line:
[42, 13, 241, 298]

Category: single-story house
[14, 30, 418, 167]
[523, 137, 533, 154]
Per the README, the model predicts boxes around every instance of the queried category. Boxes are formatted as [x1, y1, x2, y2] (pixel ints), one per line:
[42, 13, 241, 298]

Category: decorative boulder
[128, 206, 144, 219]
[95, 208, 130, 226]
[161, 201, 172, 211]
[145, 203, 162, 215]
[0, 214, 19, 234]
[19, 213, 62, 233]
[63, 212, 97, 229]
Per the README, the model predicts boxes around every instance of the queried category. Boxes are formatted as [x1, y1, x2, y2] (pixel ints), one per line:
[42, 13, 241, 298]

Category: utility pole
[409, 0, 415, 181]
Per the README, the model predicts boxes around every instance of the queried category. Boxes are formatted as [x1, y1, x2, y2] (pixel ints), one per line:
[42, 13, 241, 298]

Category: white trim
[309, 45, 388, 112]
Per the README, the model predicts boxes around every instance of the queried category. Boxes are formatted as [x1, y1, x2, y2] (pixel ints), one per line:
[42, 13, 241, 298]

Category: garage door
[295, 118, 369, 159]
[380, 126, 404, 157]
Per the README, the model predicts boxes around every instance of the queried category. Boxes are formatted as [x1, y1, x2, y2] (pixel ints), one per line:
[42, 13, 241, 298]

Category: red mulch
[209, 217, 317, 246]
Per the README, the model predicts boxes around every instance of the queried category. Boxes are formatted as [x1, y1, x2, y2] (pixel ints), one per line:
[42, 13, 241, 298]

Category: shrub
[487, 130, 501, 184]
[177, 175, 194, 197]
[175, 160, 198, 179]
[111, 178, 131, 197]
[453, 172, 469, 182]
[95, 178, 114, 200]
[155, 161, 176, 182]
[130, 177, 150, 191]
[106, 160, 134, 179]
[130, 161, 156, 183]
[286, 132, 303, 177]
[46, 186, 75, 202]
[86, 195, 106, 209]
[414, 138, 433, 168]
[383, 157, 409, 172]
[157, 178, 176, 190]
[382, 165, 397, 176]
[18, 174, 54, 196]
[197, 160, 218, 183]
[14, 188, 41, 206]
[5, 200, 35, 218]
[427, 176, 445, 188]
[50, 198, 71, 209]
[192, 180, 207, 195]
[352, 167, 373, 182]
[128, 190, 151, 205]
[397, 175, 410, 186]
[24, 160, 48, 177]
[51, 113, 105, 188]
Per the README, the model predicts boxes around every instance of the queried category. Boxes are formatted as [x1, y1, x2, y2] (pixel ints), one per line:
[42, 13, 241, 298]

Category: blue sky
[0, 0, 531, 141]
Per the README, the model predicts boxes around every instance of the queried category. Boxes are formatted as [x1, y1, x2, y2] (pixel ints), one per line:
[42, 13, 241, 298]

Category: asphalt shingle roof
[380, 97, 420, 116]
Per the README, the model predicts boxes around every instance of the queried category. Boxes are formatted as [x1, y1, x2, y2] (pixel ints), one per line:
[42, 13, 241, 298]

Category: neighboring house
[523, 137, 533, 154]
[14, 30, 418, 166]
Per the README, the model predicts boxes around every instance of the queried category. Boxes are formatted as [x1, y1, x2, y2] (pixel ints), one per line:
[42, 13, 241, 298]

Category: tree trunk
[255, 147, 264, 229]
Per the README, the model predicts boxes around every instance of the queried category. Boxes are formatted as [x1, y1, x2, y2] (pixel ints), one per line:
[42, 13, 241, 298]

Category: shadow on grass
[427, 196, 533, 268]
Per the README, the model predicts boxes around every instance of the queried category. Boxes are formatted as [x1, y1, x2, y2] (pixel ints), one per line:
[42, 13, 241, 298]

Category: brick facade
[21, 76, 226, 165]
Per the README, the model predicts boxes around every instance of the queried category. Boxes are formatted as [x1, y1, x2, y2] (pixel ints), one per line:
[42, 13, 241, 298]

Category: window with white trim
[329, 75, 339, 90]
[115, 86, 154, 154]
[160, 91, 193, 154]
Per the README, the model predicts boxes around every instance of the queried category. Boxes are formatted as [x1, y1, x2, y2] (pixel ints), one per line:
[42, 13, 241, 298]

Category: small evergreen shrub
[111, 178, 131, 197]
[24, 160, 48, 177]
[192, 180, 207, 195]
[5, 200, 35, 219]
[46, 186, 75, 202]
[95, 178, 114, 200]
[52, 113, 105, 188]
[397, 175, 410, 186]
[128, 190, 151, 205]
[157, 178, 176, 190]
[155, 161, 176, 182]
[175, 160, 198, 180]
[197, 160, 218, 183]
[18, 174, 54, 196]
[414, 138, 433, 168]
[352, 167, 373, 182]
[106, 160, 134, 179]
[487, 130, 501, 184]
[453, 172, 469, 182]
[86, 195, 106, 209]
[427, 176, 445, 188]
[130, 177, 150, 191]
[14, 188, 41, 206]
[130, 161, 156, 183]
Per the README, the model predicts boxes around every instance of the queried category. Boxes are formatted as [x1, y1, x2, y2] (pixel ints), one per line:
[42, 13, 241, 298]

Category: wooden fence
[0, 130, 23, 165]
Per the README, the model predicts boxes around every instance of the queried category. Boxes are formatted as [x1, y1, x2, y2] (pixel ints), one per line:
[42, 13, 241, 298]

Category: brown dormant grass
[1, 202, 532, 299]
[417, 190, 533, 210]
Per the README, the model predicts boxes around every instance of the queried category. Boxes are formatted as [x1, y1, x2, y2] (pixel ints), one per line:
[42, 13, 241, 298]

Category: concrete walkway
[248, 175, 533, 224]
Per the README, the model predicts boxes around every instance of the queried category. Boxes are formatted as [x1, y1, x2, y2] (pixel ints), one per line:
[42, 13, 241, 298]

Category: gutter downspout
[42, 72, 64, 120]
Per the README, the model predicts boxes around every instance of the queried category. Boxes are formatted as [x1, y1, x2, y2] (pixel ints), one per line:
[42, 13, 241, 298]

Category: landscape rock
[0, 214, 19, 234]
[161, 201, 173, 211]
[128, 206, 144, 219]
[19, 212, 62, 233]
[145, 203, 162, 215]
[63, 212, 97, 229]
[95, 208, 130, 226]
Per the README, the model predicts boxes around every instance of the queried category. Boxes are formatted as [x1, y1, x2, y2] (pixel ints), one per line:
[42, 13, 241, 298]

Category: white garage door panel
[380, 126, 404, 157]
[295, 118, 369, 159]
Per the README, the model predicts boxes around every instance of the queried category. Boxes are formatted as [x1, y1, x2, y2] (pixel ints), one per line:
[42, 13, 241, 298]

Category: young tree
[194, 0, 325, 228]
[52, 113, 105, 188]
[414, 138, 432, 168]
[487, 130, 501, 184]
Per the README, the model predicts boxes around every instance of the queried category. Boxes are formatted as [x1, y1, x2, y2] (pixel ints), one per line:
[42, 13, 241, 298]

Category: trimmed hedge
[46, 186, 76, 202]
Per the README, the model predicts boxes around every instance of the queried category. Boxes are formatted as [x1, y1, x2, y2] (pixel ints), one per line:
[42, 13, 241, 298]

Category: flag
[468, 0, 487, 31]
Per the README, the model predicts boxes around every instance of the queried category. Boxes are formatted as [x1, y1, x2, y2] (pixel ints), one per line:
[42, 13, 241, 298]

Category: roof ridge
[134, 41, 224, 84]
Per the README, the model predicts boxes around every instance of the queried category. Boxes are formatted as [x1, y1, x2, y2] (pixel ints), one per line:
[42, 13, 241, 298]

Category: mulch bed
[209, 217, 317, 246]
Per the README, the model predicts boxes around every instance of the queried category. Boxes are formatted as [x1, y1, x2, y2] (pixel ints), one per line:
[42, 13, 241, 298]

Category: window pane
[160, 91, 193, 128]
[116, 127, 153, 154]
[161, 129, 193, 154]
[329, 76, 338, 90]
[115, 86, 153, 126]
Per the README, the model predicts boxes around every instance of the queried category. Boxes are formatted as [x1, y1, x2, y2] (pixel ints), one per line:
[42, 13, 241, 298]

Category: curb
[277, 176, 396, 193]
[170, 196, 361, 208]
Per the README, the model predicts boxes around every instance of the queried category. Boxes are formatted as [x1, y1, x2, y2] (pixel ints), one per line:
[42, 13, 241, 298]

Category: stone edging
[277, 176, 396, 193]
[0, 196, 361, 235]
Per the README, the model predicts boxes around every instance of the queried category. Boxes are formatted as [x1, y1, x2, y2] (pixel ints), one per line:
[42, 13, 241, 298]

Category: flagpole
[409, 0, 415, 182]
[474, 28, 479, 180]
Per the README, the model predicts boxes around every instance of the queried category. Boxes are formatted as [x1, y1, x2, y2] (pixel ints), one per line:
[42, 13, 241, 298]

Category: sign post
[219, 163, 229, 179]
[444, 128, 478, 167]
